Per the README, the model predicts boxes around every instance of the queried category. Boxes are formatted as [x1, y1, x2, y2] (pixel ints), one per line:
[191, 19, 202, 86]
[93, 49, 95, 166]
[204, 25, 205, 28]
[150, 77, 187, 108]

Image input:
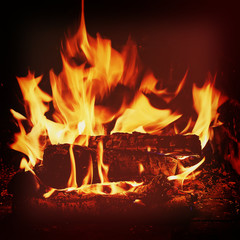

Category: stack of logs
[8, 133, 202, 223]
[3, 99, 240, 239]
[8, 98, 240, 223]
[37, 133, 201, 188]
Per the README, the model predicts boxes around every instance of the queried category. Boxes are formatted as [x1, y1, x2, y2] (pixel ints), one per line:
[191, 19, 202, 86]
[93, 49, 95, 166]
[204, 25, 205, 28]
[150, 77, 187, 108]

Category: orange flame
[111, 93, 182, 134]
[140, 70, 187, 103]
[168, 157, 205, 188]
[67, 144, 78, 188]
[10, 72, 51, 170]
[139, 163, 145, 175]
[97, 140, 109, 183]
[82, 154, 93, 185]
[191, 76, 223, 148]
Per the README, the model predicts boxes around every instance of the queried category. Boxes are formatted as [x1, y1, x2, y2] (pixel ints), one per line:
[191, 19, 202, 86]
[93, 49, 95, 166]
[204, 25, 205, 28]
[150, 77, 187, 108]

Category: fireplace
[1, 1, 240, 239]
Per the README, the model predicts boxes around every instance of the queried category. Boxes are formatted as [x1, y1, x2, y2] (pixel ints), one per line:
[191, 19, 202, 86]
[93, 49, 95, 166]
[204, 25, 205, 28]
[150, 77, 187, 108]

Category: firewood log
[37, 133, 201, 189]
[212, 99, 240, 173]
[217, 99, 240, 141]
[6, 133, 201, 224]
[88, 132, 201, 155]
[36, 144, 179, 189]
[37, 145, 95, 189]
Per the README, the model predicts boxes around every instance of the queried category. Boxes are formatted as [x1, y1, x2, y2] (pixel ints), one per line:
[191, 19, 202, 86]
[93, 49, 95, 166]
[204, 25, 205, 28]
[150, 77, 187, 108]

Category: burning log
[36, 134, 201, 189]
[88, 132, 201, 155]
[212, 99, 240, 174]
[37, 145, 95, 189]
[217, 99, 240, 141]
[36, 144, 178, 189]
[7, 133, 201, 223]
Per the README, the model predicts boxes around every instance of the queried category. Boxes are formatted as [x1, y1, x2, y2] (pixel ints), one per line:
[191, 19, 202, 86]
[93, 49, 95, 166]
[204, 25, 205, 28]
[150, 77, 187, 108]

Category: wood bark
[212, 99, 240, 174]
[37, 144, 180, 189]
[88, 132, 201, 155]
[37, 133, 201, 189]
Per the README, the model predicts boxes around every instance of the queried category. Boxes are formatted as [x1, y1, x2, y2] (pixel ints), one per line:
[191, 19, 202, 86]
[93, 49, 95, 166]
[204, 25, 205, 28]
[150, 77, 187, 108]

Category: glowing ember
[139, 163, 145, 175]
[10, 0, 226, 196]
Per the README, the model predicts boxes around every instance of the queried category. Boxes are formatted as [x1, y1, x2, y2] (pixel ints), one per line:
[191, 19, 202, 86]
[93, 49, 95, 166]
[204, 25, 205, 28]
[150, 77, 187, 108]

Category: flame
[191, 76, 224, 148]
[78, 120, 86, 135]
[140, 70, 187, 103]
[82, 154, 93, 185]
[67, 144, 78, 188]
[10, 0, 228, 198]
[20, 157, 35, 174]
[10, 72, 51, 170]
[97, 140, 109, 183]
[43, 181, 142, 198]
[43, 188, 56, 198]
[77, 181, 142, 195]
[139, 163, 145, 174]
[168, 157, 205, 188]
[111, 93, 182, 134]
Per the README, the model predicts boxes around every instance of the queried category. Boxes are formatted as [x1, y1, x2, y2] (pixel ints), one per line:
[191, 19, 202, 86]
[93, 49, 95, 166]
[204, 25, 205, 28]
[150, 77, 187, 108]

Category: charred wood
[37, 144, 179, 189]
[212, 99, 240, 174]
[88, 132, 201, 155]
[37, 133, 201, 189]
[218, 99, 240, 141]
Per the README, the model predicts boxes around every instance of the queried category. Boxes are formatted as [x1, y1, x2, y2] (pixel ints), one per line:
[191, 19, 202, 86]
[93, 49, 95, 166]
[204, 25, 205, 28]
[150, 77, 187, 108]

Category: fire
[139, 163, 145, 175]
[10, 0, 226, 196]
[140, 70, 187, 103]
[67, 144, 78, 188]
[111, 92, 182, 134]
[97, 140, 109, 183]
[10, 73, 51, 169]
[191, 76, 223, 149]
[168, 157, 205, 189]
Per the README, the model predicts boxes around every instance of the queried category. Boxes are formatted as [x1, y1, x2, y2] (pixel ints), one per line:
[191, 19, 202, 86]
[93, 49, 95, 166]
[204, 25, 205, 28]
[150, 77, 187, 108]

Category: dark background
[0, 0, 239, 154]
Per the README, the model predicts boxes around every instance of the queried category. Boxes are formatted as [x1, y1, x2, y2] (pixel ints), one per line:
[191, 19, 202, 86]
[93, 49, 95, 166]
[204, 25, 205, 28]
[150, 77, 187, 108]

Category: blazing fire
[10, 1, 226, 197]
